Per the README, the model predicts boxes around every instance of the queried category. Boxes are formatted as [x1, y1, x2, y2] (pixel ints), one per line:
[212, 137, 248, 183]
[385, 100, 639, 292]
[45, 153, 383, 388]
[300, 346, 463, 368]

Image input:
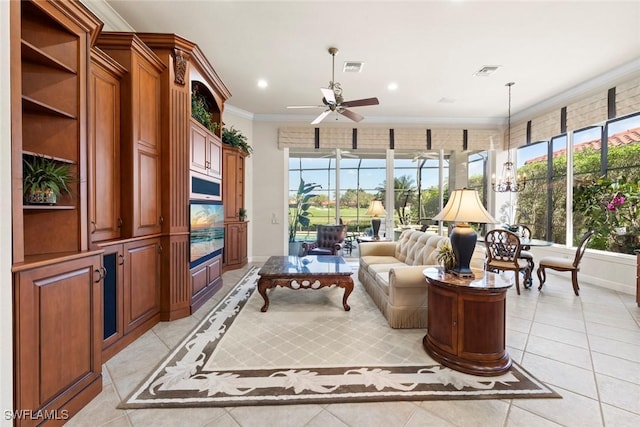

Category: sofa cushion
[374, 271, 391, 295]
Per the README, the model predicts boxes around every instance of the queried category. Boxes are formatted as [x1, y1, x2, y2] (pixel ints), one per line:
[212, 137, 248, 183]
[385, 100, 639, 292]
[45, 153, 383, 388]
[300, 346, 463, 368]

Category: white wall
[1, 0, 14, 424]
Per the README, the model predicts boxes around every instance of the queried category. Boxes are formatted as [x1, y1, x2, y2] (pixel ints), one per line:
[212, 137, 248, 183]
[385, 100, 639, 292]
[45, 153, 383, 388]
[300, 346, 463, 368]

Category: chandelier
[492, 82, 526, 193]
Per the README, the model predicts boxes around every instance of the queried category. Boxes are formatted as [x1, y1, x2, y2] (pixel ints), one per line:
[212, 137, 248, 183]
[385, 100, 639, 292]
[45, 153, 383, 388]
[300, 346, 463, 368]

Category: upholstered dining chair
[537, 230, 595, 296]
[302, 224, 347, 256]
[484, 229, 531, 295]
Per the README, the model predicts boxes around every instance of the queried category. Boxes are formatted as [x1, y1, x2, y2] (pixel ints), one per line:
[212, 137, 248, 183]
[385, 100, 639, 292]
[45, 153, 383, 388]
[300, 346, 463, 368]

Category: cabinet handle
[158, 244, 163, 254]
[101, 266, 107, 279]
[159, 215, 164, 225]
[90, 220, 96, 234]
[94, 268, 103, 283]
[118, 218, 123, 228]
[118, 254, 124, 266]
[205, 160, 211, 169]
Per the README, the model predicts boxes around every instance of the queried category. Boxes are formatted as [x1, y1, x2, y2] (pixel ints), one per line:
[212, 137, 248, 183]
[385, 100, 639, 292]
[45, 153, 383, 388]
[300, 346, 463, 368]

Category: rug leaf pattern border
[121, 267, 560, 408]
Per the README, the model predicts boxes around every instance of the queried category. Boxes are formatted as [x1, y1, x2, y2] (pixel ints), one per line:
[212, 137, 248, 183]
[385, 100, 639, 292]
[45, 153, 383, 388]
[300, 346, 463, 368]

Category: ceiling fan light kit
[288, 47, 379, 124]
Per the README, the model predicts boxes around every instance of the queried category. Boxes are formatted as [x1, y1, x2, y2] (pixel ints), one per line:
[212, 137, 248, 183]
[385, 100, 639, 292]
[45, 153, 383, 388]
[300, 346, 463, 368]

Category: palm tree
[376, 176, 417, 225]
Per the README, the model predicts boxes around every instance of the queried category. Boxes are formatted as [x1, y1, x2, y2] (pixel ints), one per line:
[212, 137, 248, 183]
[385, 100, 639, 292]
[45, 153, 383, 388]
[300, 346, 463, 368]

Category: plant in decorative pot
[435, 240, 456, 272]
[238, 207, 247, 221]
[288, 178, 321, 255]
[191, 89, 218, 134]
[222, 126, 253, 156]
[23, 155, 73, 205]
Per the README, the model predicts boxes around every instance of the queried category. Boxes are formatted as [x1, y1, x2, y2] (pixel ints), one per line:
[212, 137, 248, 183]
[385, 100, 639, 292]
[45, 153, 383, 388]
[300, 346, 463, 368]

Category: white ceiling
[104, 0, 640, 126]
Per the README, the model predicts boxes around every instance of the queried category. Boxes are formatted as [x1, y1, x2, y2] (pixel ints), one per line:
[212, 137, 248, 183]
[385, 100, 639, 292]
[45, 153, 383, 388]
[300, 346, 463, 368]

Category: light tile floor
[67, 261, 640, 427]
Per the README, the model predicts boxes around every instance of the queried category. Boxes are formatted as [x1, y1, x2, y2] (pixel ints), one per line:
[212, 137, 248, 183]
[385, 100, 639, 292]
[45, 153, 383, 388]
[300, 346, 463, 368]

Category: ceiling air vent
[473, 65, 501, 77]
[343, 61, 364, 73]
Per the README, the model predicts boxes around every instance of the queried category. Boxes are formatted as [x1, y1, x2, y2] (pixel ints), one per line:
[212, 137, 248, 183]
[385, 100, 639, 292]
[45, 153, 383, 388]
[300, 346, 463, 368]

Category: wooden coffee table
[257, 255, 354, 312]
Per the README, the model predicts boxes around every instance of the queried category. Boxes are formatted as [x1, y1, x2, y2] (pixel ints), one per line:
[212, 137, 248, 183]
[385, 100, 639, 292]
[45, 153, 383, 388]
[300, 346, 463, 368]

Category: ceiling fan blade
[341, 97, 379, 108]
[339, 108, 364, 123]
[287, 105, 325, 109]
[311, 110, 331, 125]
[320, 88, 336, 105]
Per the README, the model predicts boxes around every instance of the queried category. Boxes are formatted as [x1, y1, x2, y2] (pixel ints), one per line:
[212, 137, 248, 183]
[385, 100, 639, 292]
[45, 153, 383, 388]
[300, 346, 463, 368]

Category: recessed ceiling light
[438, 97, 456, 103]
[388, 82, 398, 91]
[257, 79, 268, 88]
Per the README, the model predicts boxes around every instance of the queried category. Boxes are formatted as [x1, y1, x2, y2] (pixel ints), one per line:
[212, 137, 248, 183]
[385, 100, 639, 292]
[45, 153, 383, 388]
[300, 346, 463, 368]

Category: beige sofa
[358, 229, 485, 329]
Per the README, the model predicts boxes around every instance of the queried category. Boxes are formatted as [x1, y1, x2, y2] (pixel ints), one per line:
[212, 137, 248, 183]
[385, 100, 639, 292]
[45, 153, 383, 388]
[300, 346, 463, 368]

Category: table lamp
[432, 188, 498, 277]
[366, 200, 386, 240]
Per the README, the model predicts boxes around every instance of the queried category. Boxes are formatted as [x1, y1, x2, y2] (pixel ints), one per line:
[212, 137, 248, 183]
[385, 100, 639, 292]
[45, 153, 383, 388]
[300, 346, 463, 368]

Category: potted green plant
[288, 178, 321, 254]
[191, 90, 218, 134]
[239, 207, 247, 221]
[435, 240, 456, 272]
[222, 126, 253, 156]
[23, 155, 73, 205]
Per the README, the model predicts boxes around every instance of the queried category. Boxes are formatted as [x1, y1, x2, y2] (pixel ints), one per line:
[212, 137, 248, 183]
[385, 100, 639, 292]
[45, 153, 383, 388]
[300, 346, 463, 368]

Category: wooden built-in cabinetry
[134, 33, 231, 316]
[13, 253, 104, 427]
[224, 221, 248, 269]
[10, 0, 104, 424]
[11, 3, 232, 422]
[191, 119, 222, 178]
[223, 145, 249, 270]
[89, 48, 126, 244]
[100, 237, 162, 361]
[190, 254, 223, 312]
[96, 34, 165, 238]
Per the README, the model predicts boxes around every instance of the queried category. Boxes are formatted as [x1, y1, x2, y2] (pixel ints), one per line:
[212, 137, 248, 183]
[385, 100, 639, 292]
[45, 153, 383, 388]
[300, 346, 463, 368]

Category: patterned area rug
[120, 266, 559, 408]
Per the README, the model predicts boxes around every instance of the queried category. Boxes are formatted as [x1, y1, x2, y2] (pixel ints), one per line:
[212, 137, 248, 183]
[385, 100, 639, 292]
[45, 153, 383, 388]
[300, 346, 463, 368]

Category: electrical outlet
[271, 213, 278, 224]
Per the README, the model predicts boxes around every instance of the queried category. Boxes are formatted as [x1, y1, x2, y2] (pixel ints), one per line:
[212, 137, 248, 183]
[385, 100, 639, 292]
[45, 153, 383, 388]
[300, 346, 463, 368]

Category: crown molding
[224, 104, 254, 121]
[80, 0, 135, 32]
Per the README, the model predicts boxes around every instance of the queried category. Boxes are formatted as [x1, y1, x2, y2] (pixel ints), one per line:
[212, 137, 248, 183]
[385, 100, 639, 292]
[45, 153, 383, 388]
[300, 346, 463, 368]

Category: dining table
[518, 237, 553, 286]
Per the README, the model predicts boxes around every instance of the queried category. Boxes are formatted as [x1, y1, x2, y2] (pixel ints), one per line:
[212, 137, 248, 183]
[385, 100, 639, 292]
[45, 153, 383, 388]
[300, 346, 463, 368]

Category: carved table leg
[341, 278, 354, 311]
[257, 278, 271, 312]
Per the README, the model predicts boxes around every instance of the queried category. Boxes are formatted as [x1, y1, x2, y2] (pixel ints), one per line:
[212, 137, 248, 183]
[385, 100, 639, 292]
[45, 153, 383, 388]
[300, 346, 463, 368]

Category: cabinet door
[209, 136, 222, 178]
[223, 148, 241, 221]
[224, 222, 247, 267]
[426, 285, 457, 354]
[123, 238, 161, 334]
[14, 254, 103, 418]
[190, 121, 209, 175]
[132, 53, 162, 236]
[102, 244, 124, 349]
[89, 53, 122, 243]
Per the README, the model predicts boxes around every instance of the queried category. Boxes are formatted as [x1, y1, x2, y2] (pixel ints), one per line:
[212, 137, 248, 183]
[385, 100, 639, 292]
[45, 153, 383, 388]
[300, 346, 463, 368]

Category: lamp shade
[366, 200, 386, 217]
[433, 189, 498, 225]
[433, 189, 498, 277]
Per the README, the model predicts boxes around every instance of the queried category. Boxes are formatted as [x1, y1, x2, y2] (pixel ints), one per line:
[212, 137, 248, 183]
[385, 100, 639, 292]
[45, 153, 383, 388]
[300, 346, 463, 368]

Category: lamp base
[371, 217, 381, 240]
[450, 223, 477, 278]
[450, 268, 475, 278]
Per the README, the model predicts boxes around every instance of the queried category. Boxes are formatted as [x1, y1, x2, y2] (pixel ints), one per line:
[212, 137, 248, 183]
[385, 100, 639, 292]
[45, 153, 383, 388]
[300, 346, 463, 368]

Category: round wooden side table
[422, 267, 513, 376]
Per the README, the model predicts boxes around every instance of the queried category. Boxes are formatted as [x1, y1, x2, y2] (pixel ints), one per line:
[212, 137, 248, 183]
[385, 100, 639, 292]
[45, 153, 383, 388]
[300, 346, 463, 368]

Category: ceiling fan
[287, 47, 379, 125]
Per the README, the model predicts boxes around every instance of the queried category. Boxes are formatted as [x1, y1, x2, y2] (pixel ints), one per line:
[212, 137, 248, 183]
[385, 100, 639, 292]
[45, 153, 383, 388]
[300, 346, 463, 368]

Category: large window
[467, 152, 487, 204]
[516, 141, 550, 240]
[572, 126, 604, 246]
[572, 115, 640, 253]
[339, 153, 386, 232]
[289, 149, 387, 240]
